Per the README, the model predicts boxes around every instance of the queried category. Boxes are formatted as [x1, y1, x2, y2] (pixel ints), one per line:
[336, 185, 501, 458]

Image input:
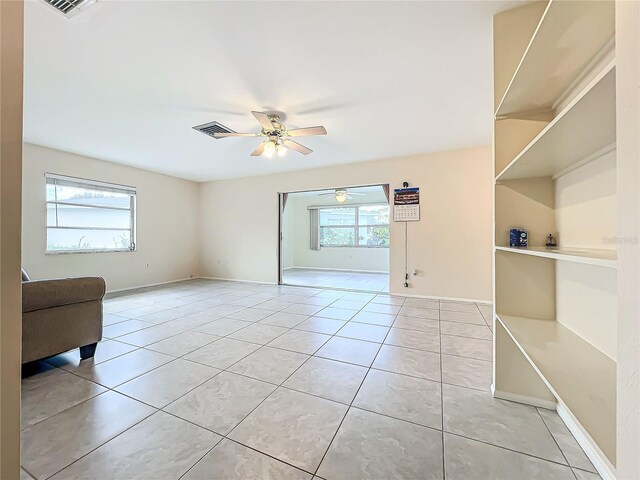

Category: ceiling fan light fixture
[335, 190, 348, 203]
[205, 111, 325, 157]
[276, 144, 288, 157]
[263, 141, 276, 158]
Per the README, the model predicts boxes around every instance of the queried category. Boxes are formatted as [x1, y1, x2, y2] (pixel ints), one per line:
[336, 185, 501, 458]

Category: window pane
[46, 184, 57, 202]
[320, 227, 355, 246]
[47, 204, 57, 226]
[46, 176, 136, 253]
[358, 205, 390, 226]
[358, 226, 390, 246]
[47, 228, 131, 252]
[54, 185, 131, 208]
[51, 204, 131, 229]
[319, 208, 355, 226]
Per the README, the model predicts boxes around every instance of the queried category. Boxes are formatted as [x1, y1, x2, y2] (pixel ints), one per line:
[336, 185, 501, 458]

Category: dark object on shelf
[510, 228, 528, 247]
[545, 234, 558, 248]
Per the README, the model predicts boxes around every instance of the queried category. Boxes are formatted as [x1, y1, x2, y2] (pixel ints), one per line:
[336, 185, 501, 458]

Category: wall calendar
[393, 187, 420, 222]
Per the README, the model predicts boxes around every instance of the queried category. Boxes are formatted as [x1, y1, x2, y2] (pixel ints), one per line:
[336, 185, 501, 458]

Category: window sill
[319, 245, 389, 249]
[45, 249, 136, 255]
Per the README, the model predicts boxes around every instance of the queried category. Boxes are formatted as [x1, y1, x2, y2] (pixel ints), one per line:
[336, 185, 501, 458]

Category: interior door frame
[277, 192, 284, 285]
[277, 184, 391, 288]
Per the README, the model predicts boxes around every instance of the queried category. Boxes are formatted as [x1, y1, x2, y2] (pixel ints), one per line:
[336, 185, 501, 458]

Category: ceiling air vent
[192, 121, 235, 139]
[43, 0, 96, 17]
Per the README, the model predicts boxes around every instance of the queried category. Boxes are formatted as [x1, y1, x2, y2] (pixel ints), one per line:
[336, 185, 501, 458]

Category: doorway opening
[279, 184, 390, 292]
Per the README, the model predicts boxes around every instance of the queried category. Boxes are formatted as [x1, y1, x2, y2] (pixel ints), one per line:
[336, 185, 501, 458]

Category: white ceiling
[24, 0, 514, 182]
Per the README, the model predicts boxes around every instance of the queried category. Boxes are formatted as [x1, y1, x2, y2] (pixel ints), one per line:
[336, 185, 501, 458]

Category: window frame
[318, 203, 390, 248]
[45, 173, 137, 255]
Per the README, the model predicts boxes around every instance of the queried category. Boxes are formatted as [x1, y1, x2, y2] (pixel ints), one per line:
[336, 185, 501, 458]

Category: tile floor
[282, 268, 389, 293]
[20, 279, 600, 480]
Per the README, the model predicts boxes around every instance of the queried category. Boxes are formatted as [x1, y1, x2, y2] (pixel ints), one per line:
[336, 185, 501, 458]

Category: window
[318, 204, 389, 247]
[46, 174, 136, 253]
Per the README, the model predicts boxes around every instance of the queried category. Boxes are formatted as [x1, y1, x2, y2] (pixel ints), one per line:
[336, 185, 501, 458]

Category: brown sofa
[22, 270, 106, 364]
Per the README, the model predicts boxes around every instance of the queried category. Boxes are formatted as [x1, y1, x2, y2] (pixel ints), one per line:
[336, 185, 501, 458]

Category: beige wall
[22, 144, 201, 292]
[200, 146, 493, 301]
[555, 150, 617, 250]
[0, 1, 23, 477]
[554, 150, 618, 361]
[284, 189, 389, 273]
[615, 0, 640, 477]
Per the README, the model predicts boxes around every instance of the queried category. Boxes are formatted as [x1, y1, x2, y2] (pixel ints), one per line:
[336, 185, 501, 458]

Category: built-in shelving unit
[495, 246, 617, 268]
[496, 314, 617, 464]
[493, 1, 617, 478]
[495, 0, 615, 117]
[496, 62, 616, 181]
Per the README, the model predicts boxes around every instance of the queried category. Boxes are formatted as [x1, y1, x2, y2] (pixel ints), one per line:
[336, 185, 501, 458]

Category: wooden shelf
[496, 63, 616, 181]
[496, 0, 615, 117]
[495, 246, 617, 268]
[496, 313, 616, 464]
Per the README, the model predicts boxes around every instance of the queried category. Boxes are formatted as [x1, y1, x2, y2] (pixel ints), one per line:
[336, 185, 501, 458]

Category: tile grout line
[31, 289, 439, 433]
[41, 402, 158, 479]
[535, 407, 578, 477]
[175, 301, 379, 479]
[439, 299, 447, 480]
[310, 298, 402, 477]
[34, 285, 331, 478]
[31, 282, 555, 480]
[168, 288, 388, 477]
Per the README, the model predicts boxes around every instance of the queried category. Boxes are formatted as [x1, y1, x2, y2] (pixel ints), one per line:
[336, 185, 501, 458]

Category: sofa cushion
[22, 277, 106, 313]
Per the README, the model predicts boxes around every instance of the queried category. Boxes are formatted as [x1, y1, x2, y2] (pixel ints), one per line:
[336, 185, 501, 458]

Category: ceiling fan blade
[250, 142, 267, 157]
[212, 132, 261, 138]
[252, 111, 275, 131]
[283, 139, 312, 155]
[348, 192, 367, 196]
[286, 126, 327, 137]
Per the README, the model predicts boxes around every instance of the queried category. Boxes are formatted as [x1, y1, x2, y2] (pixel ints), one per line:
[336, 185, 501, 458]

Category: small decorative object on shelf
[509, 228, 528, 248]
[545, 234, 558, 248]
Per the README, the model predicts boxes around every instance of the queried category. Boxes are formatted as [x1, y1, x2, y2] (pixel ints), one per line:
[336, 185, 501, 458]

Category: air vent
[43, 0, 96, 17]
[192, 121, 235, 139]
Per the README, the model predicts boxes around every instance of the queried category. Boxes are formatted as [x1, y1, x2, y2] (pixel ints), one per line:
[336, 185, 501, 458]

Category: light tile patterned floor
[283, 268, 389, 292]
[20, 279, 600, 480]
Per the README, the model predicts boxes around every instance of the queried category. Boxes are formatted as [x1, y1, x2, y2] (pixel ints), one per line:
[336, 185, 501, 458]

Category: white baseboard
[556, 402, 616, 480]
[105, 277, 194, 296]
[491, 385, 558, 410]
[197, 276, 276, 286]
[490, 384, 616, 480]
[284, 266, 389, 274]
[393, 291, 492, 305]
[197, 275, 490, 303]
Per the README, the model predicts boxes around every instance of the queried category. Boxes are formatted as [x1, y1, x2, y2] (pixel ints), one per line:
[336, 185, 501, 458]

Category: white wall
[22, 143, 200, 292]
[615, 0, 640, 476]
[284, 189, 389, 272]
[200, 146, 493, 301]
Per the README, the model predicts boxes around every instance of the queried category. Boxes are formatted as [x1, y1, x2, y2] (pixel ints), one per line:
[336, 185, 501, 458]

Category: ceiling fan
[318, 188, 367, 203]
[211, 111, 327, 158]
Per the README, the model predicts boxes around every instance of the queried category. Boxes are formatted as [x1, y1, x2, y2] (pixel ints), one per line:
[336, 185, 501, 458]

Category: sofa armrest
[22, 277, 106, 313]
